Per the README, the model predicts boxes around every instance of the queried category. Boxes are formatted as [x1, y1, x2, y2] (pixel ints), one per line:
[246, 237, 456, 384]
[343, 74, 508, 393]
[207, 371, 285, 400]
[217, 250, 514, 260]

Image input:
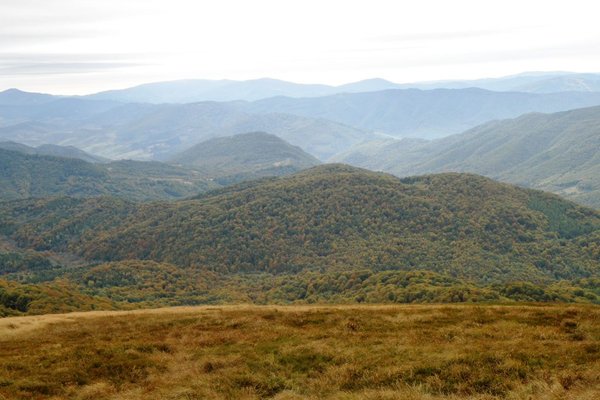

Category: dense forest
[0, 165, 598, 314]
[0, 148, 218, 201]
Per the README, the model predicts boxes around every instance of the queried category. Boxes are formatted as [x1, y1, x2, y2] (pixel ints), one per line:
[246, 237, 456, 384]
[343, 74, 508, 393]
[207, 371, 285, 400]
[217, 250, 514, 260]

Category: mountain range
[3, 85, 600, 161]
[2, 75, 600, 211]
[0, 98, 371, 160]
[82, 72, 600, 104]
[239, 88, 600, 139]
[394, 72, 600, 93]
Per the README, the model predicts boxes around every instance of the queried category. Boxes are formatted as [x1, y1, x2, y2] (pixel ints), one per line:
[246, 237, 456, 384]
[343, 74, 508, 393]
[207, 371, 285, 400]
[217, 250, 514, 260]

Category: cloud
[0, 53, 153, 75]
[0, 63, 145, 76]
[392, 40, 600, 68]
[370, 29, 516, 43]
[0, 30, 103, 47]
[0, 0, 157, 51]
[1, 0, 599, 93]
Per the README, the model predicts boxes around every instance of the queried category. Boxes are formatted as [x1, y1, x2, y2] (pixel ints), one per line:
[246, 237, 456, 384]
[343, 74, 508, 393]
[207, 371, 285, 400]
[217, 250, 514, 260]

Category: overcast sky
[2, 0, 600, 94]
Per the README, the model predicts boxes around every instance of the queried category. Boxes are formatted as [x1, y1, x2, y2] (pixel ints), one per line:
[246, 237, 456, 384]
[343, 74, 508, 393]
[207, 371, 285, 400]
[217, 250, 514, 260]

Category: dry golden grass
[0, 304, 599, 399]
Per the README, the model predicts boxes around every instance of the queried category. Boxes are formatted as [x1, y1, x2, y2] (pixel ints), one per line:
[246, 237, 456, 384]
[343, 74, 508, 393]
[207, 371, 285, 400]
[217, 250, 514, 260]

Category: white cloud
[1, 0, 600, 93]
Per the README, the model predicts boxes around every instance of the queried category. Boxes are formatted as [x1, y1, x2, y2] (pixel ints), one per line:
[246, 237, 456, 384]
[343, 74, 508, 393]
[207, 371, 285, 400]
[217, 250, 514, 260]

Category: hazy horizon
[2, 0, 600, 94]
[3, 70, 597, 96]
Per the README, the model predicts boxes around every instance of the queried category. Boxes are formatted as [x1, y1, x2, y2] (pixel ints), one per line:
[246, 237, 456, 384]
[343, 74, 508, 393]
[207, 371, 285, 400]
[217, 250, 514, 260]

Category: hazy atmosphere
[1, 1, 599, 399]
[2, 0, 600, 94]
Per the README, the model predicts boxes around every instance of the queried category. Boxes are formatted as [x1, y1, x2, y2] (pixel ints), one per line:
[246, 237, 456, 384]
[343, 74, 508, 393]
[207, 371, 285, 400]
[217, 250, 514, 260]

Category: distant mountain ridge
[85, 77, 404, 103]
[83, 72, 600, 103]
[391, 72, 600, 93]
[241, 88, 600, 139]
[4, 71, 600, 108]
[0, 88, 56, 106]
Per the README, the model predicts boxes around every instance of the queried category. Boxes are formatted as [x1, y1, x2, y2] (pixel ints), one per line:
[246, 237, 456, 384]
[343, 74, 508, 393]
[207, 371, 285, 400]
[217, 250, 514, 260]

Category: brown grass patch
[0, 304, 599, 399]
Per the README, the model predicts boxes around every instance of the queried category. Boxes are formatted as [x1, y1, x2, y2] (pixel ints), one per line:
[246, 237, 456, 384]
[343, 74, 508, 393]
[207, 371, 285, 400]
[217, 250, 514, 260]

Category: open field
[1, 304, 599, 400]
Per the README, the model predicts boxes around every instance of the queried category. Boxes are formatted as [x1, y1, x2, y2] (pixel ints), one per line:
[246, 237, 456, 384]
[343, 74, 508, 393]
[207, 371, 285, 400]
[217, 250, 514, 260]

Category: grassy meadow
[0, 304, 599, 399]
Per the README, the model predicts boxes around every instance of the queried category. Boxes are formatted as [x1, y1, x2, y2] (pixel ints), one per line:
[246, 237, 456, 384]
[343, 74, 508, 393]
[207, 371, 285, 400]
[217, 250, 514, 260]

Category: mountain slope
[0, 141, 109, 163]
[35, 144, 110, 163]
[243, 88, 600, 139]
[333, 106, 600, 208]
[169, 132, 320, 182]
[2, 165, 598, 285]
[0, 88, 56, 106]
[0, 149, 216, 201]
[0, 95, 121, 126]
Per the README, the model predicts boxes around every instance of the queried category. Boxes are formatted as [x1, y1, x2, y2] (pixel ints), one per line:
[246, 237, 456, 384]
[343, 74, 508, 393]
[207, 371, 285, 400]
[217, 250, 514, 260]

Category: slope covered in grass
[0, 305, 599, 399]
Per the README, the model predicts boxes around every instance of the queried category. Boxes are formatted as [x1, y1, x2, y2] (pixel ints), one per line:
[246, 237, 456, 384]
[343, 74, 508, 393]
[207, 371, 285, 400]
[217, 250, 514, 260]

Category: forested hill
[169, 132, 320, 183]
[0, 148, 217, 201]
[2, 165, 598, 285]
[0, 141, 109, 163]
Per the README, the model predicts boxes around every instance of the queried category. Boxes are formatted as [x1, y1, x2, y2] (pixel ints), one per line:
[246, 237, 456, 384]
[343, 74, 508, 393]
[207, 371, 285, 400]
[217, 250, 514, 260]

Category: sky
[1, 0, 600, 94]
